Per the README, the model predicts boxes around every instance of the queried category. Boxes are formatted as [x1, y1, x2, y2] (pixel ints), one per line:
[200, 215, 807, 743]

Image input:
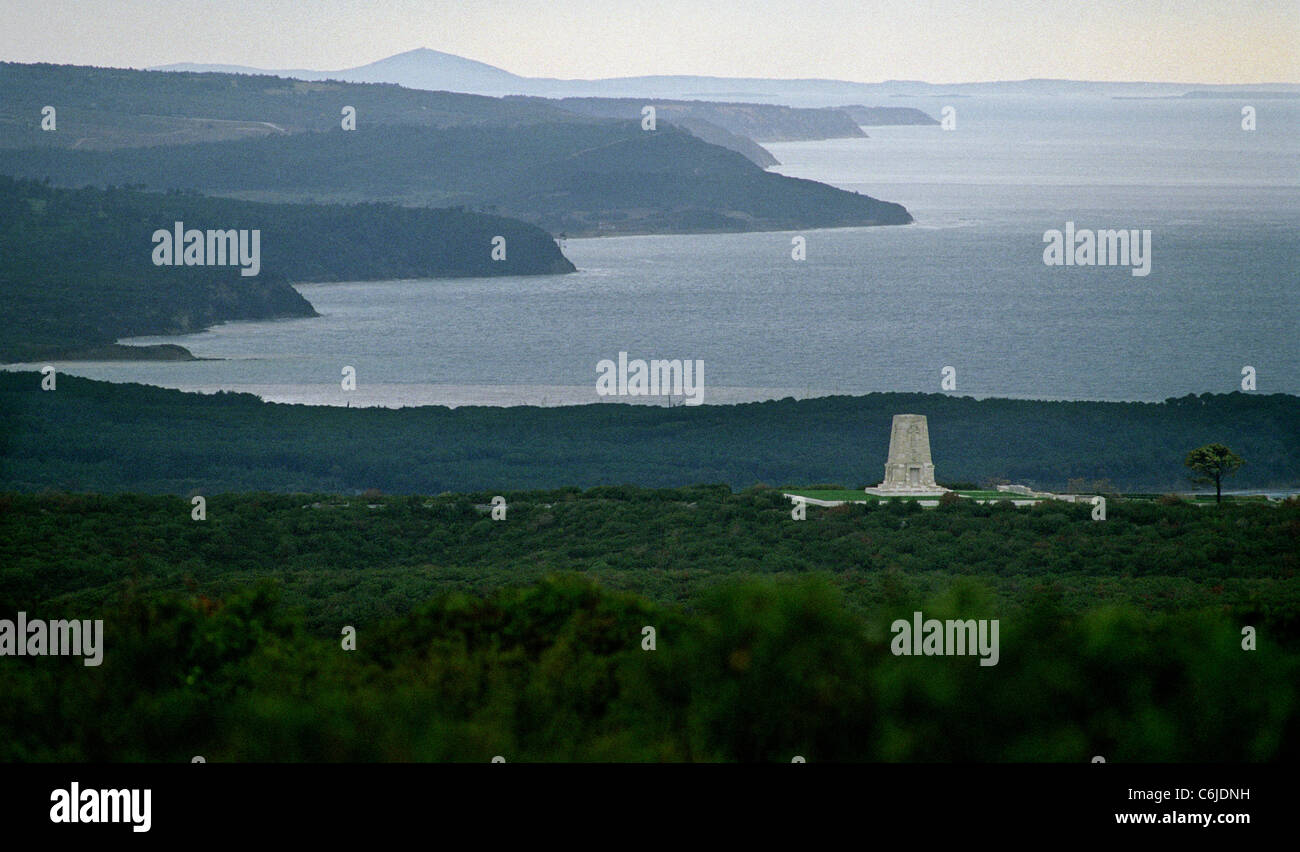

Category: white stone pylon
[864, 414, 950, 496]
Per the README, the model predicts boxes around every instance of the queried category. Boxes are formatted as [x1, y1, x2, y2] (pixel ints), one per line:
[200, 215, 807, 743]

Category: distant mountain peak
[338, 48, 525, 86]
[372, 46, 492, 63]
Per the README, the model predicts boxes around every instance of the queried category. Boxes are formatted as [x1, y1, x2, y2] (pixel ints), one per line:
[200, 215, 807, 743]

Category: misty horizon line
[16, 47, 1290, 89]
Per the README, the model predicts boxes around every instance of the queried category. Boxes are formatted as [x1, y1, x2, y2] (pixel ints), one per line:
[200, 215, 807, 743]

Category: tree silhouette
[1184, 443, 1244, 503]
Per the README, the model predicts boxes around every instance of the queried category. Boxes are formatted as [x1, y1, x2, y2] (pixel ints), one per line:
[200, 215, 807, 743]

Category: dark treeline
[0, 177, 572, 361]
[1, 372, 1296, 492]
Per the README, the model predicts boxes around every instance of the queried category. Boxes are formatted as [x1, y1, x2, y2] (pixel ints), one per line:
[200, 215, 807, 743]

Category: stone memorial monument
[864, 414, 950, 496]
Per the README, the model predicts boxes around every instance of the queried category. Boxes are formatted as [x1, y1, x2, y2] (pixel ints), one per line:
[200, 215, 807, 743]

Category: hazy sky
[2, 0, 1296, 83]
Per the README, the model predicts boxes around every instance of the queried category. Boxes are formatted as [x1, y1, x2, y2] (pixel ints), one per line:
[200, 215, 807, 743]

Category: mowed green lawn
[783, 489, 872, 501]
[784, 489, 1278, 504]
[785, 489, 1009, 501]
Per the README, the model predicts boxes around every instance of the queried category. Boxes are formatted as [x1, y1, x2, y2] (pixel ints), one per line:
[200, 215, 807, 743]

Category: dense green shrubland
[0, 488, 1295, 761]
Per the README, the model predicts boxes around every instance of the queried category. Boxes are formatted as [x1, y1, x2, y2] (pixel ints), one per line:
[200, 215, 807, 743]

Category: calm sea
[12, 95, 1298, 405]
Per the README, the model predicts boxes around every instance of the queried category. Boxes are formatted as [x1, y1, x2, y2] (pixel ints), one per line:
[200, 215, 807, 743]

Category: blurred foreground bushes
[1, 574, 1293, 762]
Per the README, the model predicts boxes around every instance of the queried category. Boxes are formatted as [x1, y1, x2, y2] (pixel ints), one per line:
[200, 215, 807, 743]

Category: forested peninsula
[0, 63, 913, 237]
[0, 177, 573, 362]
